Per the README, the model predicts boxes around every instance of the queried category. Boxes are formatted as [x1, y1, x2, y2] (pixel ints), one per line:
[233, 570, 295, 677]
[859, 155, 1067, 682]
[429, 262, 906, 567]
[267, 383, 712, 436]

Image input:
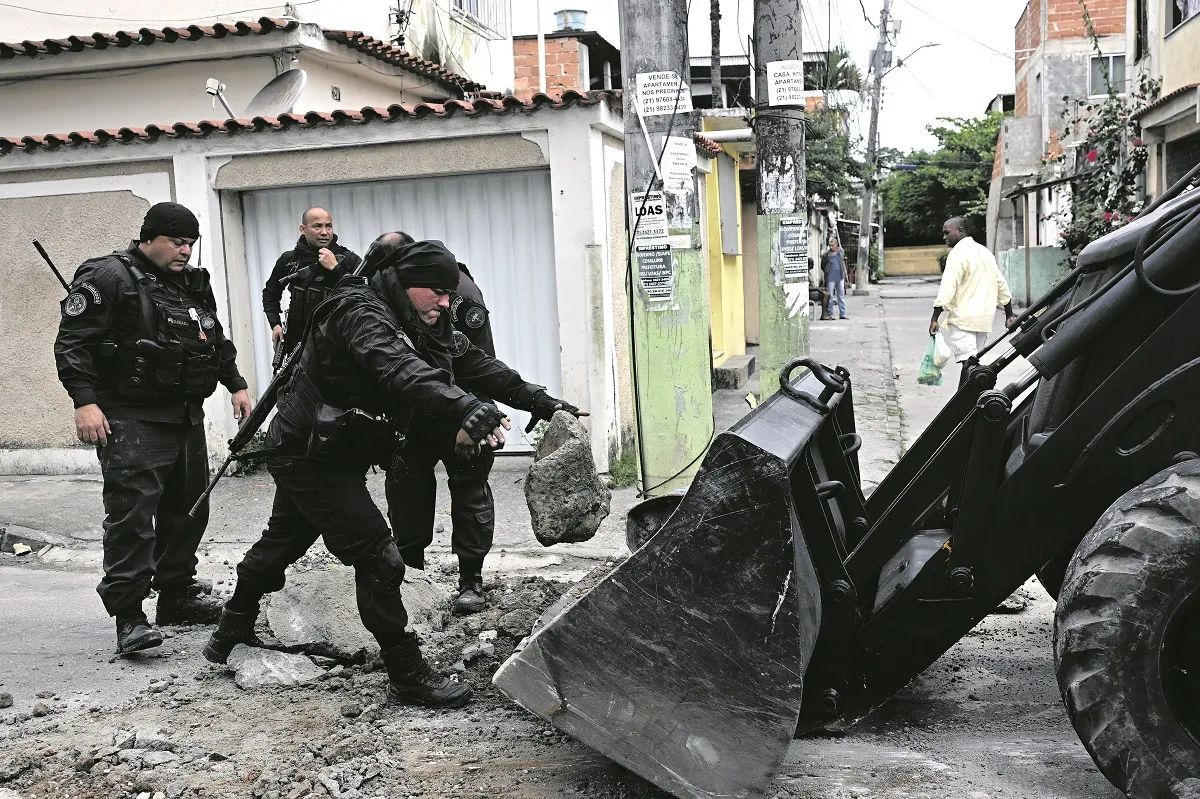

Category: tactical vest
[272, 291, 405, 466]
[109, 256, 221, 401]
[284, 255, 347, 347]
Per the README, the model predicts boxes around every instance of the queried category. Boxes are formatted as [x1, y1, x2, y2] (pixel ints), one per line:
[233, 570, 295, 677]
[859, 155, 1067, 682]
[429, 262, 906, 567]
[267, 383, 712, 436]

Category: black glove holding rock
[525, 390, 583, 433]
[461, 401, 507, 443]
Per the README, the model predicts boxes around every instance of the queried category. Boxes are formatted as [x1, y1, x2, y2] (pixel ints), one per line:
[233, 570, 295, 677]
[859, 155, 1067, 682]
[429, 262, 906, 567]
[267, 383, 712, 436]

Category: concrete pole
[620, 0, 713, 496]
[754, 0, 808, 400]
[710, 0, 724, 108]
[855, 0, 892, 291]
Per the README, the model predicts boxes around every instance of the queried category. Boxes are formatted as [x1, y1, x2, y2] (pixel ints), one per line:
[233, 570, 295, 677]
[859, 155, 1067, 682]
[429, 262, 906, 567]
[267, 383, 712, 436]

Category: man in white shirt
[929, 217, 1014, 368]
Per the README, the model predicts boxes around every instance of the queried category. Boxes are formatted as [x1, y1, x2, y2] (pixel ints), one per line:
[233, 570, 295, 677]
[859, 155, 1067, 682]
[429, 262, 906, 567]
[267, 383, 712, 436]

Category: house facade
[1128, 0, 1200, 195]
[987, 0, 1126, 272]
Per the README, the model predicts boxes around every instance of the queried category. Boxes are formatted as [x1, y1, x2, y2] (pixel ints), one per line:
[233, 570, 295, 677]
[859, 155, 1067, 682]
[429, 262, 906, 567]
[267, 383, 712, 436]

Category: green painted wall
[757, 215, 811, 400]
[999, 246, 1071, 308]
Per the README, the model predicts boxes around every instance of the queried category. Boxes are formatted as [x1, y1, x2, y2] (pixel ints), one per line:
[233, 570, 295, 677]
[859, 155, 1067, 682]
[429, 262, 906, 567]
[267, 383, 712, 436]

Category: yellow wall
[1163, 19, 1200, 94]
[704, 141, 747, 368]
[884, 245, 947, 276]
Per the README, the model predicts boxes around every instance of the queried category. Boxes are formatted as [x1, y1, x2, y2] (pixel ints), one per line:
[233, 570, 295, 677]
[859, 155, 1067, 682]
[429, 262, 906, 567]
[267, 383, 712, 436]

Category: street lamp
[883, 42, 941, 78]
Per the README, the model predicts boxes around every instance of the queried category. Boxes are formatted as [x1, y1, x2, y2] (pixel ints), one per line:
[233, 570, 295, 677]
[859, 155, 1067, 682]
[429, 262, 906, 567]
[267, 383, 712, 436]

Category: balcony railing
[451, 0, 509, 40]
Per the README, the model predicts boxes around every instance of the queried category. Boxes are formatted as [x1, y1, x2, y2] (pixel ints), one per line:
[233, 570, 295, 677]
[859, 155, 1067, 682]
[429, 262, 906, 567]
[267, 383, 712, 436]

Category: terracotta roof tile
[693, 133, 722, 158]
[0, 18, 297, 59]
[322, 30, 484, 93]
[0, 90, 623, 156]
[0, 17, 481, 95]
[1132, 83, 1200, 120]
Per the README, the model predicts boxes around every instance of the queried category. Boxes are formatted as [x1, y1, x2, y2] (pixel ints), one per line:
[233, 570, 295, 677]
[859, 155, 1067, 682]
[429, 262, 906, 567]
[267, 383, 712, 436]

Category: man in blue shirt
[820, 239, 847, 320]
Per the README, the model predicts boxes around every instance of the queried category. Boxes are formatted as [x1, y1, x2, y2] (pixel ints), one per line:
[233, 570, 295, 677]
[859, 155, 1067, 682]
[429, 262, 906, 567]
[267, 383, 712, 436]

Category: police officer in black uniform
[203, 237, 582, 710]
[54, 202, 252, 655]
[386, 258, 502, 616]
[262, 206, 363, 355]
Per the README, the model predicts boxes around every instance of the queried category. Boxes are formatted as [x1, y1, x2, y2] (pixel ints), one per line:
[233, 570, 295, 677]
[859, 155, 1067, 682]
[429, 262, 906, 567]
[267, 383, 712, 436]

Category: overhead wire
[894, 0, 1015, 59]
[0, 0, 320, 24]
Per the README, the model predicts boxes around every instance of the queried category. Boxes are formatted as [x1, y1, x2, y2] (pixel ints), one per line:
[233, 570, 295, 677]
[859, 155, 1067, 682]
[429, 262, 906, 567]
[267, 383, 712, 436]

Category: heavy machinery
[493, 169, 1200, 799]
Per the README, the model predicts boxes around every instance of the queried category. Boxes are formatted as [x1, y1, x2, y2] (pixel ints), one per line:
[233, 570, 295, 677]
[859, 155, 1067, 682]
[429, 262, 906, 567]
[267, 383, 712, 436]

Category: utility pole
[620, 0, 713, 496]
[754, 0, 808, 399]
[856, 0, 893, 290]
[710, 0, 723, 108]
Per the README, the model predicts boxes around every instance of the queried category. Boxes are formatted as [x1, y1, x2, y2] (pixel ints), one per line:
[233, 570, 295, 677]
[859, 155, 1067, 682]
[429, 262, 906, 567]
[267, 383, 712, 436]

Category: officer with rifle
[52, 202, 252, 655]
[202, 237, 583, 710]
[262, 206, 362, 357]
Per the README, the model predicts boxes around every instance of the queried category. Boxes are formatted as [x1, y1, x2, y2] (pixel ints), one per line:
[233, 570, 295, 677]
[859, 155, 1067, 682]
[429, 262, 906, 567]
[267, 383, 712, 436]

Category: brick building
[986, 0, 1126, 257]
[512, 28, 621, 99]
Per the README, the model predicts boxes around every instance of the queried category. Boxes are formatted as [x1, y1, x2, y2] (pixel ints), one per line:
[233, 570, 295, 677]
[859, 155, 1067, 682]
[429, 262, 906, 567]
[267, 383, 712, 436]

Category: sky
[512, 0, 1030, 153]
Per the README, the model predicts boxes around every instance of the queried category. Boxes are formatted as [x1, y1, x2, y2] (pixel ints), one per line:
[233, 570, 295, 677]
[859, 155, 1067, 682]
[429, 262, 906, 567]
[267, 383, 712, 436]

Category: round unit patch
[64, 293, 88, 317]
[450, 330, 471, 356]
[201, 316, 216, 330]
[464, 306, 487, 330]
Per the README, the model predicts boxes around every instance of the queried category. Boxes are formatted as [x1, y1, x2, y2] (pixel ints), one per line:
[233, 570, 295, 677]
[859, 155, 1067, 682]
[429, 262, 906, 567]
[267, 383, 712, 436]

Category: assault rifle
[33, 240, 71, 293]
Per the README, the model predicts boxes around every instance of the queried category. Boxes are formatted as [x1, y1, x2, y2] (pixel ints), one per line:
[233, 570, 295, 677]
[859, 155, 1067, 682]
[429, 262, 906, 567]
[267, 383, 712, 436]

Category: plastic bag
[917, 337, 943, 386]
[932, 331, 953, 369]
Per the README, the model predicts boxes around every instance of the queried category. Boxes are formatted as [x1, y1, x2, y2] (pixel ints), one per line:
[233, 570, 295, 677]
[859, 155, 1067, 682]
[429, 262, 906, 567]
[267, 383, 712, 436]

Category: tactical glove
[525, 390, 582, 433]
[461, 401, 507, 443]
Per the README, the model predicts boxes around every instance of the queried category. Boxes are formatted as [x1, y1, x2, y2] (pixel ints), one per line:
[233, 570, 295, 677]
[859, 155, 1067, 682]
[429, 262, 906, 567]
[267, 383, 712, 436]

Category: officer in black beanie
[204, 236, 584, 710]
[54, 202, 252, 655]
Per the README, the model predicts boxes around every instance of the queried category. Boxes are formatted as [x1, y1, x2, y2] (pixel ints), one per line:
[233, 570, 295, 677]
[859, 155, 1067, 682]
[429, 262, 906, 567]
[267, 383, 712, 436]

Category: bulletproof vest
[272, 291, 403, 465]
[109, 256, 221, 401]
[285, 252, 346, 339]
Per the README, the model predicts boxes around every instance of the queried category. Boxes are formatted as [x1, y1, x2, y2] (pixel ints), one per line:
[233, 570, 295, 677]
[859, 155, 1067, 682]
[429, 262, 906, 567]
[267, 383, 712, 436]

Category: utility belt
[277, 366, 405, 467]
[99, 338, 220, 400]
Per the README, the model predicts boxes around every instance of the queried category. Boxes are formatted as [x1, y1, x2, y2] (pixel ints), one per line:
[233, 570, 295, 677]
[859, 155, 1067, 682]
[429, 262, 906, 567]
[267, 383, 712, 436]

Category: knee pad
[360, 542, 406, 593]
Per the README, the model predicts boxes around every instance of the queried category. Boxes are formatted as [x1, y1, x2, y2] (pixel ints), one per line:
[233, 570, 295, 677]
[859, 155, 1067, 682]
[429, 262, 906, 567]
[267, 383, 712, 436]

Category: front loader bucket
[494, 362, 854, 799]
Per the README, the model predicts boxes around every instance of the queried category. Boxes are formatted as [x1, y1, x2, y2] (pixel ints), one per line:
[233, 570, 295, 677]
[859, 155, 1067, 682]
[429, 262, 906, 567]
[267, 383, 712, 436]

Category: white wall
[0, 57, 278, 139]
[296, 55, 428, 111]
[2, 1, 288, 41]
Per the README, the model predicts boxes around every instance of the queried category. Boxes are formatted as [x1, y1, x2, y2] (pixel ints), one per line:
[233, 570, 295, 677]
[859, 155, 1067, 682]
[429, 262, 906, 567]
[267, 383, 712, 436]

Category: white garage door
[240, 169, 561, 451]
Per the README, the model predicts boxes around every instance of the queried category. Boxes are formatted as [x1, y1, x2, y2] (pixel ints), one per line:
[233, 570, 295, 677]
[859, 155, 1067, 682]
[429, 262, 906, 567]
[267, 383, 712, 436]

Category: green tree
[806, 108, 864, 206]
[879, 113, 1004, 246]
[805, 48, 864, 92]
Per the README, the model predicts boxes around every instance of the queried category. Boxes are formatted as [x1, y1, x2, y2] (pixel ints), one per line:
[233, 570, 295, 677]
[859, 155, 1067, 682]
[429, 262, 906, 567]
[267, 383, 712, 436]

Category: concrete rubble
[266, 565, 451, 661]
[225, 645, 325, 690]
[524, 411, 611, 546]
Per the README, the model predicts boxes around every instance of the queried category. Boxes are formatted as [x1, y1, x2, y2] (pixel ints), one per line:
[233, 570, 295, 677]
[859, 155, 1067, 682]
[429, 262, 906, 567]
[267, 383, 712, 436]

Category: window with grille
[1170, 0, 1200, 31]
[451, 0, 510, 40]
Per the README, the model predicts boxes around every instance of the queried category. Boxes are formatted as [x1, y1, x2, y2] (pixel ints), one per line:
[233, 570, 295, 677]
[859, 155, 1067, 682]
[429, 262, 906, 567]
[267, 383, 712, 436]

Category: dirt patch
[0, 561, 682, 799]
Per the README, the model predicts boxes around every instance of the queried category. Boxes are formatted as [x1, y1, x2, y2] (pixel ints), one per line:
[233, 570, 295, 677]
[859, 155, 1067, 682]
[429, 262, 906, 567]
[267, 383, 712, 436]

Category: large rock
[226, 645, 325, 690]
[267, 565, 452, 660]
[525, 411, 611, 546]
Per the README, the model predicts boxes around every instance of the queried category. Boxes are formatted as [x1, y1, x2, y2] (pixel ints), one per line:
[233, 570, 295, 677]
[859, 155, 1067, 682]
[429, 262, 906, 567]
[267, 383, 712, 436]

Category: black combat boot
[382, 633, 472, 709]
[155, 581, 223, 626]
[115, 610, 163, 656]
[453, 559, 487, 616]
[203, 606, 264, 664]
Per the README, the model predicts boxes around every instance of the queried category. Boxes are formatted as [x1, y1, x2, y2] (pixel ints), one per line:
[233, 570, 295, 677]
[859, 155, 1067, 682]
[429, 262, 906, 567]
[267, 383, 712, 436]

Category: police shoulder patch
[80, 282, 102, 305]
[464, 306, 487, 330]
[63, 293, 88, 317]
[450, 330, 471, 356]
[201, 315, 216, 330]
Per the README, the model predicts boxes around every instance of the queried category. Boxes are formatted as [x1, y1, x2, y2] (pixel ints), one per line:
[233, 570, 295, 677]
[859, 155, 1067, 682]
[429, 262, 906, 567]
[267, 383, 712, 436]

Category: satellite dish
[244, 69, 309, 117]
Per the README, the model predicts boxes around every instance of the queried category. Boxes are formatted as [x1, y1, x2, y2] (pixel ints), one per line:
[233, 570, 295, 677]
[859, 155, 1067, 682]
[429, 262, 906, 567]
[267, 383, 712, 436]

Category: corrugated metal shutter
[240, 169, 560, 451]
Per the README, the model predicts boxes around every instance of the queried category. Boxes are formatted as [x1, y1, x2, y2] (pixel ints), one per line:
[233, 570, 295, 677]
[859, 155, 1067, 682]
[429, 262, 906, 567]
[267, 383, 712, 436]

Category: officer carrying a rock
[262, 206, 363, 355]
[204, 236, 583, 710]
[53, 201, 252, 655]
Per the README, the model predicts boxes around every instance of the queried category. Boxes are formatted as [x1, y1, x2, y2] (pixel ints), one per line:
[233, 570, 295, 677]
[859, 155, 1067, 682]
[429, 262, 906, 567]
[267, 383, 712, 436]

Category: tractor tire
[1054, 460, 1200, 799]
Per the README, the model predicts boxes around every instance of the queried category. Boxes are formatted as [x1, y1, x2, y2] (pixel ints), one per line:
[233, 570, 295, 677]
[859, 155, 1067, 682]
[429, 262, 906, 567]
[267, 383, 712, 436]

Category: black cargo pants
[235, 459, 410, 648]
[384, 423, 494, 572]
[96, 417, 209, 616]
